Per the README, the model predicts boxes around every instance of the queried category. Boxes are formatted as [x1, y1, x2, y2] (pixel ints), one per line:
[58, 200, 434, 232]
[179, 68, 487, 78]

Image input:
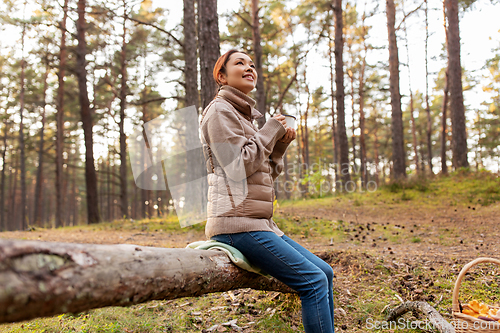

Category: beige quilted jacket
[200, 85, 290, 239]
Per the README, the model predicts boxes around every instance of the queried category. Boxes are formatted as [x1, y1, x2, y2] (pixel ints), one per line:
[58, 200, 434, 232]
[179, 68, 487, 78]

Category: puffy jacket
[199, 84, 290, 239]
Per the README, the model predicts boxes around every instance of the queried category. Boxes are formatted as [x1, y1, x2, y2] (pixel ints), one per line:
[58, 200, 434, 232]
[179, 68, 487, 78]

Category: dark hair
[212, 49, 249, 100]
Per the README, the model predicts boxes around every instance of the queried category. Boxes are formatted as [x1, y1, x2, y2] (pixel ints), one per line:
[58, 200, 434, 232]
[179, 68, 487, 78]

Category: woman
[199, 49, 335, 333]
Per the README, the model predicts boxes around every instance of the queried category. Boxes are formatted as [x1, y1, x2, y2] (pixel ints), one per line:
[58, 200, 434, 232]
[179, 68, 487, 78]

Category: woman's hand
[278, 127, 296, 144]
[272, 113, 287, 129]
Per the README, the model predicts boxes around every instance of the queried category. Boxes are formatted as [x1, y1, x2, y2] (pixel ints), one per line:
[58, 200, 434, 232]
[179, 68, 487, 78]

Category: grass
[277, 169, 500, 210]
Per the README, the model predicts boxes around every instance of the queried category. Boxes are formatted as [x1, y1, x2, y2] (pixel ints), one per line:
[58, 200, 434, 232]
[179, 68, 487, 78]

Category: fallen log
[386, 301, 455, 333]
[0, 239, 295, 324]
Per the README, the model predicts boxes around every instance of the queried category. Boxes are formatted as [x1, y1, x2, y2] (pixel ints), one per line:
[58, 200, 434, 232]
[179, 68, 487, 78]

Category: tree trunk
[251, 0, 266, 129]
[424, 0, 434, 174]
[374, 123, 380, 184]
[76, 0, 100, 224]
[409, 92, 420, 174]
[358, 43, 368, 185]
[9, 154, 19, 230]
[348, 61, 357, 174]
[0, 239, 295, 324]
[441, 3, 449, 175]
[303, 79, 310, 169]
[183, 0, 205, 216]
[71, 153, 77, 226]
[445, 0, 468, 169]
[441, 69, 449, 174]
[402, 9, 420, 176]
[198, 0, 220, 110]
[327, 23, 339, 189]
[386, 0, 406, 180]
[283, 151, 290, 199]
[0, 115, 8, 231]
[119, 4, 129, 219]
[334, 0, 350, 184]
[55, 0, 68, 229]
[34, 62, 49, 227]
[19, 22, 27, 230]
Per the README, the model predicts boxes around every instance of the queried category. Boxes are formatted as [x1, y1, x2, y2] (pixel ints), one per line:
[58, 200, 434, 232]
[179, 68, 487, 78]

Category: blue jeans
[211, 231, 335, 333]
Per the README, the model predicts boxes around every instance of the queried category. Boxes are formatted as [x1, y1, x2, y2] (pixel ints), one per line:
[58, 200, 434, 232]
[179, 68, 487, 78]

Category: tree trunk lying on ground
[0, 239, 295, 324]
[386, 301, 455, 333]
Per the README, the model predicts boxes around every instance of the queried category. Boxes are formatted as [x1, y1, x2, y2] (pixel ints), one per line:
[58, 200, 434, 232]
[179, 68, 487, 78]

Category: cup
[281, 114, 296, 129]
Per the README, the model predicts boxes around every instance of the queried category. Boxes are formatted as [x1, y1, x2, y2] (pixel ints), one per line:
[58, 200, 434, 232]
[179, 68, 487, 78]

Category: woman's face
[218, 52, 257, 95]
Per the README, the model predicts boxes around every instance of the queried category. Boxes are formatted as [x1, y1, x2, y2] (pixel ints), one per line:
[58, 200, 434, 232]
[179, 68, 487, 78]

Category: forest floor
[1, 170, 499, 333]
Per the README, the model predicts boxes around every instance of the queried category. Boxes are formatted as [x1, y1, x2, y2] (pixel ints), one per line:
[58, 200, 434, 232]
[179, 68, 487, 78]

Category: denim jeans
[211, 231, 335, 333]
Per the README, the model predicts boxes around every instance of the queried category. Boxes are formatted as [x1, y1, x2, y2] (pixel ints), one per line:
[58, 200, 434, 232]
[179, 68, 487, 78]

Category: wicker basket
[452, 257, 500, 333]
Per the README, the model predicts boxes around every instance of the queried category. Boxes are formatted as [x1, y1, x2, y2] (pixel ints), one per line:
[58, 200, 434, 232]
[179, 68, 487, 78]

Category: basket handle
[452, 257, 500, 312]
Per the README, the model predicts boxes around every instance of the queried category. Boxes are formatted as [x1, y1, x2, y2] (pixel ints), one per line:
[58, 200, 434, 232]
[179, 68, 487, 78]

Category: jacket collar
[217, 85, 264, 121]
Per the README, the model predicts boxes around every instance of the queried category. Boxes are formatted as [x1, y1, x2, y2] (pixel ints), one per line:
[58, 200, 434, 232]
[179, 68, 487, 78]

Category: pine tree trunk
[0, 115, 8, 231]
[34, 63, 49, 227]
[71, 154, 77, 226]
[402, 11, 420, 176]
[386, 0, 406, 180]
[328, 25, 339, 189]
[374, 124, 380, 184]
[334, 0, 351, 184]
[445, 0, 468, 169]
[198, 0, 220, 110]
[19, 22, 27, 230]
[251, 0, 267, 129]
[348, 62, 357, 173]
[10, 154, 19, 230]
[107, 150, 112, 221]
[183, 0, 205, 216]
[441, 69, 449, 175]
[358, 42, 368, 185]
[409, 92, 420, 174]
[76, 0, 100, 224]
[55, 0, 68, 229]
[303, 80, 310, 169]
[424, 0, 434, 174]
[283, 151, 290, 199]
[119, 7, 129, 219]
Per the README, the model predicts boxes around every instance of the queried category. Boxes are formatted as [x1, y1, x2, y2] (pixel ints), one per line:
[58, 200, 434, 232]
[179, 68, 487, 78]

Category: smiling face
[217, 52, 257, 95]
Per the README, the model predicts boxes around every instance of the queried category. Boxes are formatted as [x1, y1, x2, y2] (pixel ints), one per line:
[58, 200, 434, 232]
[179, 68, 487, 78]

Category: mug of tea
[281, 114, 296, 129]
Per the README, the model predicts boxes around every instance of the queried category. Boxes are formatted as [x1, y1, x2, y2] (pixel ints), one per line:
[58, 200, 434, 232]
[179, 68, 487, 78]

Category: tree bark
[386, 0, 406, 180]
[183, 0, 205, 216]
[34, 62, 49, 227]
[347, 56, 357, 174]
[358, 43, 368, 185]
[386, 301, 455, 333]
[0, 239, 295, 324]
[0, 113, 9, 231]
[334, 0, 351, 184]
[402, 7, 420, 176]
[184, 0, 199, 113]
[198, 0, 220, 110]
[441, 69, 449, 175]
[76, 0, 100, 224]
[9, 154, 19, 230]
[424, 0, 434, 174]
[19, 22, 27, 231]
[441, 2, 449, 175]
[55, 0, 68, 229]
[445, 0, 468, 169]
[251, 0, 267, 129]
[119, 2, 129, 219]
[327, 21, 339, 189]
